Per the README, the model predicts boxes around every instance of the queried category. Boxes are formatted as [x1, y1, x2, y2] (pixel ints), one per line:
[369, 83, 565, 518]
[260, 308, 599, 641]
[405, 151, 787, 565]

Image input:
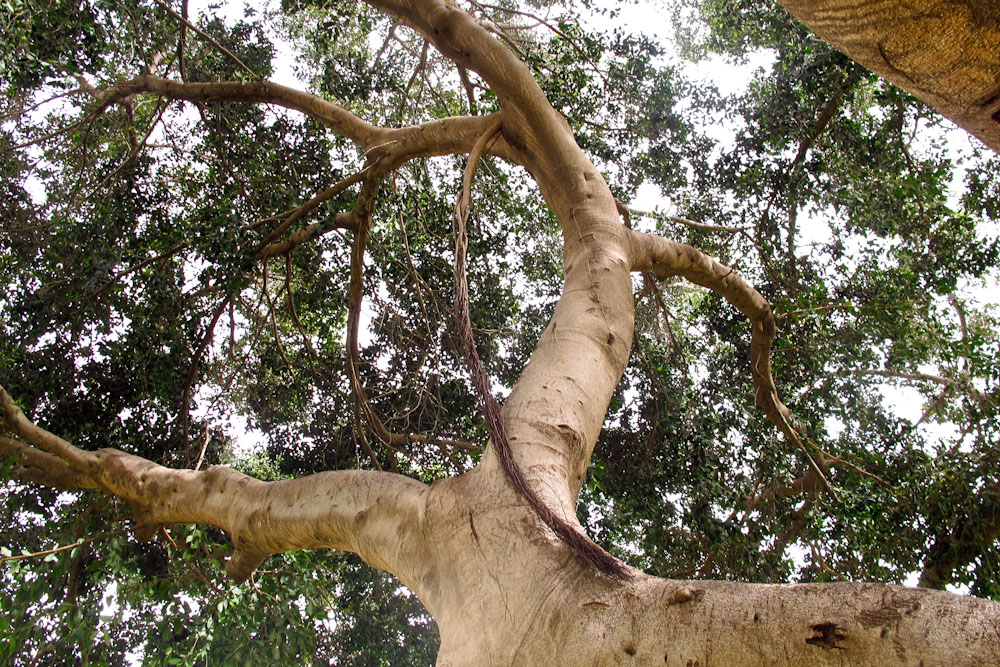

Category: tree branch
[150, 0, 260, 79]
[836, 368, 954, 386]
[99, 75, 380, 147]
[623, 204, 745, 234]
[1, 385, 430, 583]
[627, 230, 834, 495]
[0, 529, 126, 564]
[0, 435, 99, 490]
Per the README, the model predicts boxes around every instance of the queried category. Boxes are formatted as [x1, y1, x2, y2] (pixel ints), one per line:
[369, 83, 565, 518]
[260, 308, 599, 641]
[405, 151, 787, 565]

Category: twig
[625, 205, 744, 233]
[192, 426, 211, 471]
[1, 529, 126, 564]
[255, 169, 368, 251]
[150, 0, 260, 79]
[179, 293, 233, 464]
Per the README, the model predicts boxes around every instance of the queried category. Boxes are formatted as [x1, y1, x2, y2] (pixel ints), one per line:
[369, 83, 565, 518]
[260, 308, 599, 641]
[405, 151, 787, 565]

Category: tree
[2, 0, 999, 664]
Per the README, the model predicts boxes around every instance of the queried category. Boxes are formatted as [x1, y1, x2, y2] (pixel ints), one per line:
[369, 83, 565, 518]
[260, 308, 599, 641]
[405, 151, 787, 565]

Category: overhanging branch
[1, 385, 430, 583]
[627, 229, 834, 496]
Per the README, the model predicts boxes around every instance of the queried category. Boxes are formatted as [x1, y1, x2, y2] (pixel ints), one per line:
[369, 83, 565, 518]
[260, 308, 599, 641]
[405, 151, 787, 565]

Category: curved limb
[627, 229, 833, 494]
[96, 76, 520, 166]
[0, 386, 429, 584]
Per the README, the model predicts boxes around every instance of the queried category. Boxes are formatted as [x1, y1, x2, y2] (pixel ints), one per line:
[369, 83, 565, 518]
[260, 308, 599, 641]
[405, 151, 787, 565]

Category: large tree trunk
[4, 0, 1000, 664]
[777, 0, 1000, 153]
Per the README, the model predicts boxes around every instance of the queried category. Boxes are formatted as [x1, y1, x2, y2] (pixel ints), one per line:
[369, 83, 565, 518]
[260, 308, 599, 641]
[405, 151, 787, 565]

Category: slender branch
[372, 18, 401, 67]
[342, 187, 472, 457]
[261, 262, 295, 376]
[176, 0, 189, 81]
[0, 529, 127, 564]
[284, 254, 321, 372]
[192, 427, 211, 471]
[255, 169, 368, 253]
[179, 293, 233, 464]
[835, 368, 954, 386]
[777, 302, 856, 320]
[627, 230, 834, 497]
[623, 204, 745, 234]
[457, 65, 479, 115]
[747, 450, 831, 511]
[790, 79, 850, 167]
[89, 242, 189, 300]
[919, 482, 1000, 589]
[149, 0, 260, 79]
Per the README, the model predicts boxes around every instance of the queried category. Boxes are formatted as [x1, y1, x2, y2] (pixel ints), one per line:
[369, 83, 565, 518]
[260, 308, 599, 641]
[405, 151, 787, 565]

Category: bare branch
[255, 170, 368, 254]
[624, 204, 745, 234]
[457, 65, 479, 115]
[179, 294, 233, 464]
[0, 529, 127, 564]
[790, 74, 854, 167]
[836, 368, 954, 386]
[0, 435, 99, 490]
[99, 75, 380, 147]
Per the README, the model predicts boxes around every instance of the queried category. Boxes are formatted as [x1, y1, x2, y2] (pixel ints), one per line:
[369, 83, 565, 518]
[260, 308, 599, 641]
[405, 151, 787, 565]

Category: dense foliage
[2, 0, 998, 663]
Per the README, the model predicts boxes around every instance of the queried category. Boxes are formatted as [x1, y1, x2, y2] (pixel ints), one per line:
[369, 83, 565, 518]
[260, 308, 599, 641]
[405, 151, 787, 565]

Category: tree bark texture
[777, 0, 1000, 153]
[3, 0, 1000, 664]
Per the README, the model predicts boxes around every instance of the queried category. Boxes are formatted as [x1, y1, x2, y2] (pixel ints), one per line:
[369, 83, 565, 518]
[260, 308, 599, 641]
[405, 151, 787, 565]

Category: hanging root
[452, 117, 629, 580]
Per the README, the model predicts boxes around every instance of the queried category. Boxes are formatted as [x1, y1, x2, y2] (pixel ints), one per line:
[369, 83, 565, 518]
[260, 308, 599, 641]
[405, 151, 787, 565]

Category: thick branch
[1, 385, 429, 584]
[99, 76, 522, 167]
[451, 118, 628, 578]
[1, 387, 100, 475]
[0, 435, 99, 490]
[777, 0, 1000, 154]
[366, 0, 582, 180]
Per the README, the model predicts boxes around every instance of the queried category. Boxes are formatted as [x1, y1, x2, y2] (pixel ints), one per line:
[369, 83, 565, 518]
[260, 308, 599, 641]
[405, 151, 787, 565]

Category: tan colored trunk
[401, 469, 1000, 666]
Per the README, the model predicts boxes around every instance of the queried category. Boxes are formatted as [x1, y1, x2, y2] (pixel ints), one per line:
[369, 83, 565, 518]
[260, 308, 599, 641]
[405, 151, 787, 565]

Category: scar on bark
[452, 118, 629, 580]
[663, 586, 696, 606]
[805, 621, 847, 650]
